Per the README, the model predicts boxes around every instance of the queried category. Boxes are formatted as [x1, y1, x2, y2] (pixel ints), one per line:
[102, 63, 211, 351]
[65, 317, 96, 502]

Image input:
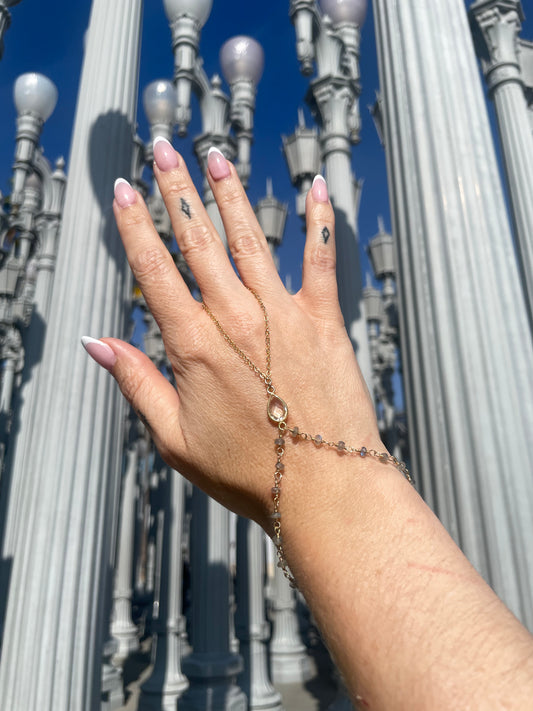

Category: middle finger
[152, 137, 243, 304]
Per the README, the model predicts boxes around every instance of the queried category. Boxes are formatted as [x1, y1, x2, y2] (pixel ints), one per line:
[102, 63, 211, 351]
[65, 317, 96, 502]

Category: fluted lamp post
[11, 73, 58, 212]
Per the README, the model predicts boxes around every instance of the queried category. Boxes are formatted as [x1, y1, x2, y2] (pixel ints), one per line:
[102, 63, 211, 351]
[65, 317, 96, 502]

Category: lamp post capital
[469, 0, 525, 93]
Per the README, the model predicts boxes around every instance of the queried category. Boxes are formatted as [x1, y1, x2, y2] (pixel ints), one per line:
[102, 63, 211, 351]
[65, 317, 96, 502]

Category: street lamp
[143, 79, 177, 145]
[162, 0, 213, 136]
[282, 108, 321, 219]
[254, 178, 288, 268]
[219, 35, 264, 186]
[11, 72, 58, 211]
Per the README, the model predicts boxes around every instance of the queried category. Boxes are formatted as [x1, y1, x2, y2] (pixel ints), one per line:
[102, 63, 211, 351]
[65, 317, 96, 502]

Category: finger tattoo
[181, 198, 192, 220]
[321, 226, 330, 244]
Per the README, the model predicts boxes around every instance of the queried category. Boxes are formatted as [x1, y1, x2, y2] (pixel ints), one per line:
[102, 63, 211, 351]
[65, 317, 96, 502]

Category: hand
[88, 140, 382, 530]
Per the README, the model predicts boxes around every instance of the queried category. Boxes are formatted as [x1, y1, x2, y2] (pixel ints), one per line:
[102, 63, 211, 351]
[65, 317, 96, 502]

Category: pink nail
[207, 147, 230, 180]
[153, 136, 179, 172]
[311, 175, 328, 203]
[81, 336, 117, 372]
[114, 178, 137, 208]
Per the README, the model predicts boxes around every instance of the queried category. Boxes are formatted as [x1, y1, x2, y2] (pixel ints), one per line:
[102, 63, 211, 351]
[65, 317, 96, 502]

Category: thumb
[81, 336, 182, 460]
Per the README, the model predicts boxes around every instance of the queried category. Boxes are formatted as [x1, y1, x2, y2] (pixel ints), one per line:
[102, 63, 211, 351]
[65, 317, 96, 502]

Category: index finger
[113, 177, 201, 345]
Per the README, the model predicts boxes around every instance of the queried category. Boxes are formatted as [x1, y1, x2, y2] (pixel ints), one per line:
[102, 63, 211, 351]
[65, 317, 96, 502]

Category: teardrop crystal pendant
[267, 394, 288, 423]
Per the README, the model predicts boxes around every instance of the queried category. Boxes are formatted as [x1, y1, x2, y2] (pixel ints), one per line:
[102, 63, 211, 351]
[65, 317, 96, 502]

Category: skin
[103, 145, 533, 710]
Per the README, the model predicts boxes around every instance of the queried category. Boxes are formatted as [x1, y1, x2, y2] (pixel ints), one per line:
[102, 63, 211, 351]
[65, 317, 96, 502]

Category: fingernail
[311, 175, 328, 203]
[114, 178, 137, 208]
[153, 136, 179, 172]
[81, 336, 116, 372]
[207, 146, 230, 181]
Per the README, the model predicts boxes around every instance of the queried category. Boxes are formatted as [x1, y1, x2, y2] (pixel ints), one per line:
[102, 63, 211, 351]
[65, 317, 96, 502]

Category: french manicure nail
[114, 178, 137, 208]
[207, 146, 231, 181]
[311, 174, 328, 203]
[81, 336, 117, 372]
[153, 136, 179, 172]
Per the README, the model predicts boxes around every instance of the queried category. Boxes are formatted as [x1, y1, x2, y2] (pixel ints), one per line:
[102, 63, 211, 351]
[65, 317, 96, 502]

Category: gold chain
[202, 288, 413, 589]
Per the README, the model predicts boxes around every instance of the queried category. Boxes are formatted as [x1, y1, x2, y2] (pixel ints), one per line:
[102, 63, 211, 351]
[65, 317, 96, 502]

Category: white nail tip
[312, 174, 326, 186]
[114, 177, 131, 190]
[81, 336, 112, 353]
[153, 136, 171, 148]
[208, 146, 225, 158]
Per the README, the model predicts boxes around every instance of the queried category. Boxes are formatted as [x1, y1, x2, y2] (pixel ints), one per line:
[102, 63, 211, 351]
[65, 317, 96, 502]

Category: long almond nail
[153, 136, 179, 172]
[311, 174, 328, 203]
[207, 146, 230, 180]
[81, 336, 116, 371]
[114, 178, 137, 208]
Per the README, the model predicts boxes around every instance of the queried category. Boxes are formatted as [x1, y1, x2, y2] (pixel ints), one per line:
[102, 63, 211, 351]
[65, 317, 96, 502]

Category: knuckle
[309, 243, 336, 271]
[231, 230, 265, 259]
[119, 207, 150, 229]
[129, 247, 172, 282]
[162, 181, 189, 201]
[179, 223, 215, 257]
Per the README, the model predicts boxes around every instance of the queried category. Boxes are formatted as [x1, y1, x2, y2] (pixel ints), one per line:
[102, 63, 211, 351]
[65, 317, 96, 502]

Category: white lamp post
[218, 35, 264, 186]
[162, 0, 213, 135]
[11, 73, 58, 211]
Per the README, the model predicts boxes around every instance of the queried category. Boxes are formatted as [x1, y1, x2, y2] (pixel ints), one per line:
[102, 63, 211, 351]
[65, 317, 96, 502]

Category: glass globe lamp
[219, 36, 264, 85]
[319, 0, 367, 25]
[162, 0, 213, 26]
[14, 73, 58, 121]
[143, 80, 176, 126]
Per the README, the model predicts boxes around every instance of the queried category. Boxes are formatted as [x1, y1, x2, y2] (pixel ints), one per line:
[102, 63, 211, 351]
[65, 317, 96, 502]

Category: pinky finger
[81, 337, 183, 463]
[300, 175, 343, 323]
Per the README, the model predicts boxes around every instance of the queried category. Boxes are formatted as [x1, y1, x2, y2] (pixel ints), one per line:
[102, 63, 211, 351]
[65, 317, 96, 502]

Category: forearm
[280, 455, 533, 710]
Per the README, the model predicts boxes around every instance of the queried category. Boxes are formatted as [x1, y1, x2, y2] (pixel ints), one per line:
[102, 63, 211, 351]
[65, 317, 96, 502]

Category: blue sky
[0, 0, 531, 291]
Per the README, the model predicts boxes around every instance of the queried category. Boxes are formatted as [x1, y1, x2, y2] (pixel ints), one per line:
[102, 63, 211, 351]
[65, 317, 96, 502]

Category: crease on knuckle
[309, 243, 336, 271]
[162, 182, 189, 202]
[180, 223, 214, 257]
[231, 229, 264, 259]
[129, 247, 172, 282]
[119, 208, 149, 229]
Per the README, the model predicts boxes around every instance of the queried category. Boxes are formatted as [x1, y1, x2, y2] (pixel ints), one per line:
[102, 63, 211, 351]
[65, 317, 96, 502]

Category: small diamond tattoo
[321, 226, 330, 244]
[181, 198, 192, 220]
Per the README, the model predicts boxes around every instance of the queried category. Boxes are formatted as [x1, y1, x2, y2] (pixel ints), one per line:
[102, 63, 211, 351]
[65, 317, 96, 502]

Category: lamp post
[0, 0, 21, 60]
[11, 73, 58, 211]
[365, 219, 401, 460]
[469, 0, 533, 331]
[0, 1, 143, 707]
[373, 0, 533, 628]
[289, 0, 372, 389]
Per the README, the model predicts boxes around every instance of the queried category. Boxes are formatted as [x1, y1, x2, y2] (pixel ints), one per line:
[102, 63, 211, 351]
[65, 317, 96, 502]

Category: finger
[82, 336, 183, 464]
[151, 138, 243, 303]
[113, 178, 200, 346]
[205, 147, 283, 292]
[299, 175, 343, 323]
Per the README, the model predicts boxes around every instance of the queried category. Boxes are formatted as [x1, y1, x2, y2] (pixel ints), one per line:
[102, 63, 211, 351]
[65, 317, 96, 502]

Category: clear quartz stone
[267, 394, 288, 423]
